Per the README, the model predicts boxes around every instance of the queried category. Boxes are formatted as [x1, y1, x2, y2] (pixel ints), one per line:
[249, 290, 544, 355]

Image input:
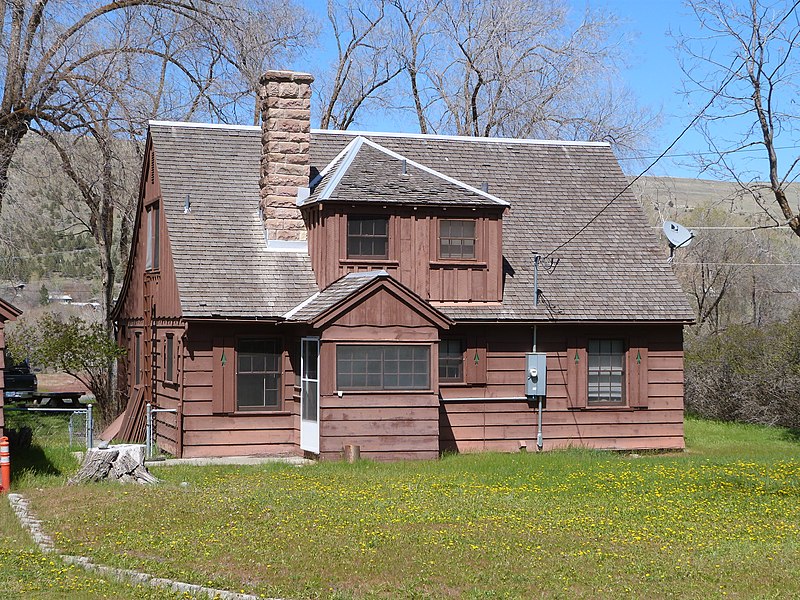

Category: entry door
[300, 337, 320, 454]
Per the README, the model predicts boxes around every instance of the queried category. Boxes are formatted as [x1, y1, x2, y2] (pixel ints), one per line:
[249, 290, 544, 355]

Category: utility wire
[544, 57, 746, 260]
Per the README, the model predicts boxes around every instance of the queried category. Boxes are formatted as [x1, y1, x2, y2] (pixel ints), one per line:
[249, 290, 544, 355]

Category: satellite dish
[662, 220, 694, 263]
[663, 221, 694, 249]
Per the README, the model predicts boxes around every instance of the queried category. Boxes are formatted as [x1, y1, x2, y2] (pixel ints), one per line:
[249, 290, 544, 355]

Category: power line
[617, 144, 800, 162]
[544, 57, 746, 260]
[674, 262, 800, 267]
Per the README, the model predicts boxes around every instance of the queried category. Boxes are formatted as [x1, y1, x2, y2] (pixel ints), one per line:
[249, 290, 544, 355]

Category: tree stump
[68, 444, 158, 485]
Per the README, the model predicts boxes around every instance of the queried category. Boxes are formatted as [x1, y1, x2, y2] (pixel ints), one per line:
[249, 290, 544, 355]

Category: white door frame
[300, 337, 320, 454]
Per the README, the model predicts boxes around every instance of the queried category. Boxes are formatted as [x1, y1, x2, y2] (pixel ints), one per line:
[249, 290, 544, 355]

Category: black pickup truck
[3, 356, 38, 401]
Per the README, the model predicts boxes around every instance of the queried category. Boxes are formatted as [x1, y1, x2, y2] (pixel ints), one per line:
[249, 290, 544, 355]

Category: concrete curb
[7, 493, 280, 600]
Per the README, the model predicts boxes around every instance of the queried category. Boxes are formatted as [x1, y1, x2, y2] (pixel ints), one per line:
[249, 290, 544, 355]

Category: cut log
[68, 444, 158, 485]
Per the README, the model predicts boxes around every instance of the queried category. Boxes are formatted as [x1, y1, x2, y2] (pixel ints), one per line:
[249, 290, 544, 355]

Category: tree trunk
[68, 445, 158, 485]
[0, 120, 27, 212]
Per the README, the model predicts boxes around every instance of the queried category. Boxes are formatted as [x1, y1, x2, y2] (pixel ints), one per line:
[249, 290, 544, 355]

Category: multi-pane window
[237, 339, 281, 410]
[347, 216, 388, 258]
[145, 204, 160, 271]
[337, 345, 429, 390]
[587, 339, 625, 404]
[165, 334, 174, 383]
[439, 339, 464, 382]
[439, 220, 476, 259]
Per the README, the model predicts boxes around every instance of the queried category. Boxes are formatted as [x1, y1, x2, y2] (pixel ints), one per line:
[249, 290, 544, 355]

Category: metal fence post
[86, 404, 93, 449]
[146, 403, 152, 459]
[68, 413, 74, 447]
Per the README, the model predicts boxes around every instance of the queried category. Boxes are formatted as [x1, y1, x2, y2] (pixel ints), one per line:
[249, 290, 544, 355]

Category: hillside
[1, 136, 798, 325]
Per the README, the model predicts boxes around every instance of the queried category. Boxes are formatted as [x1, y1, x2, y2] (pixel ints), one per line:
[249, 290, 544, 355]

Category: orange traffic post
[0, 436, 9, 493]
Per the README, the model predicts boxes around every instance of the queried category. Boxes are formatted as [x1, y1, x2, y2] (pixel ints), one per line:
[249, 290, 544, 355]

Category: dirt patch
[36, 373, 88, 394]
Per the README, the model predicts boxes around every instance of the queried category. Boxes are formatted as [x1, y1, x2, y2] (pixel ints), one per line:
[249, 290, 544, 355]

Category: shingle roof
[149, 122, 317, 318]
[148, 122, 693, 322]
[284, 271, 386, 322]
[305, 136, 508, 208]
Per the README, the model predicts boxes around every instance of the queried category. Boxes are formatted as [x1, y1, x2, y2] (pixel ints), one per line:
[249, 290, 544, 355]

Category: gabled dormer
[302, 137, 508, 302]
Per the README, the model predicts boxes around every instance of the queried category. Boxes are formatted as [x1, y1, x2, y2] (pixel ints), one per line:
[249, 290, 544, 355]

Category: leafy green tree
[38, 284, 49, 306]
[8, 313, 126, 425]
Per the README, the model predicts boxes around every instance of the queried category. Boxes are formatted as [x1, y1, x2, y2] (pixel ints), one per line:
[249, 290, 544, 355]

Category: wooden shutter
[627, 339, 649, 409]
[566, 337, 587, 409]
[465, 336, 487, 385]
[212, 337, 235, 414]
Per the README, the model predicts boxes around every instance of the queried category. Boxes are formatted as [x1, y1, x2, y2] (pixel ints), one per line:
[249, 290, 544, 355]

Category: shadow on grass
[782, 428, 800, 444]
[11, 444, 63, 482]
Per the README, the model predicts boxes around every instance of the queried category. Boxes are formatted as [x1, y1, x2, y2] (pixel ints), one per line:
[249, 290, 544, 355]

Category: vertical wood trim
[465, 336, 487, 385]
[212, 337, 224, 414]
[628, 341, 649, 409]
[222, 336, 235, 413]
[566, 337, 587, 409]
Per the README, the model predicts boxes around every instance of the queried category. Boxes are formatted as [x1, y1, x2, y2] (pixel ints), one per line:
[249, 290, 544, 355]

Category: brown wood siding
[439, 324, 685, 453]
[317, 293, 441, 461]
[117, 144, 182, 324]
[307, 205, 503, 302]
[179, 323, 301, 458]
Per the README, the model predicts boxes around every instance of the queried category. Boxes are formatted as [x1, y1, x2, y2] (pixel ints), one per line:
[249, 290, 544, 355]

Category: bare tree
[0, 1, 231, 214]
[318, 0, 404, 130]
[677, 0, 800, 238]
[380, 0, 655, 153]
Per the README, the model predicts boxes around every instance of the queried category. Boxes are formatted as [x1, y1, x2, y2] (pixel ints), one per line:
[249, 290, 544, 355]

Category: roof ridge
[149, 120, 260, 132]
[312, 128, 611, 148]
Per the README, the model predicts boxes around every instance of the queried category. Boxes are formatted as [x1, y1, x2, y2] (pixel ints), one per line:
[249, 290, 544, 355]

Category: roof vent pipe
[481, 182, 489, 193]
[402, 158, 407, 175]
[184, 193, 191, 214]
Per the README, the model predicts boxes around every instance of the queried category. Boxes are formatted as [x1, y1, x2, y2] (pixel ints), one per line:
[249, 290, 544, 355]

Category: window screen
[588, 339, 625, 404]
[337, 345, 429, 390]
[237, 339, 281, 410]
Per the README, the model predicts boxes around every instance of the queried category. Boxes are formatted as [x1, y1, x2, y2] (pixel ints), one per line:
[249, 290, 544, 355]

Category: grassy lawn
[0, 413, 192, 599]
[5, 416, 800, 599]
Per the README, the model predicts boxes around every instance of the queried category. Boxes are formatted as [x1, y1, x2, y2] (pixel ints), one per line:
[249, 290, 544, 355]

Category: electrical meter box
[525, 352, 547, 397]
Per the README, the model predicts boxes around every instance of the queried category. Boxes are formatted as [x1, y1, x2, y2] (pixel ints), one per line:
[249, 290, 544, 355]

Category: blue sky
[291, 0, 766, 180]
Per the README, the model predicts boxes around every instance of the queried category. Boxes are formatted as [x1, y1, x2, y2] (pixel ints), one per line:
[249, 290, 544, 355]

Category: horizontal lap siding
[319, 392, 439, 461]
[440, 324, 685, 453]
[179, 324, 301, 458]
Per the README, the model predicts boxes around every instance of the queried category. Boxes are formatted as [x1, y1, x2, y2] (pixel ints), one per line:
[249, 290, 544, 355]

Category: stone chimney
[258, 70, 314, 247]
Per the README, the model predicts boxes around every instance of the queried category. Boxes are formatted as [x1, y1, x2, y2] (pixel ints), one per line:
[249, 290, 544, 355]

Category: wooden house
[0, 297, 22, 436]
[113, 70, 694, 460]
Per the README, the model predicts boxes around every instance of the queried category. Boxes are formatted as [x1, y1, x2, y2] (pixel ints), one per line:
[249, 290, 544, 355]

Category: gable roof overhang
[285, 271, 453, 330]
[0, 297, 22, 322]
[111, 133, 155, 323]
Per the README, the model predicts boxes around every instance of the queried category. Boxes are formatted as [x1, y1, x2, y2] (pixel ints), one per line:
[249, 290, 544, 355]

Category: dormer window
[347, 216, 388, 258]
[439, 219, 476, 260]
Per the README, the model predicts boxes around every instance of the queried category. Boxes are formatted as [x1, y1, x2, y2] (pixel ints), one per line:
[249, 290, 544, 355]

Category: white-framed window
[587, 339, 625, 404]
[236, 339, 281, 410]
[337, 345, 429, 390]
